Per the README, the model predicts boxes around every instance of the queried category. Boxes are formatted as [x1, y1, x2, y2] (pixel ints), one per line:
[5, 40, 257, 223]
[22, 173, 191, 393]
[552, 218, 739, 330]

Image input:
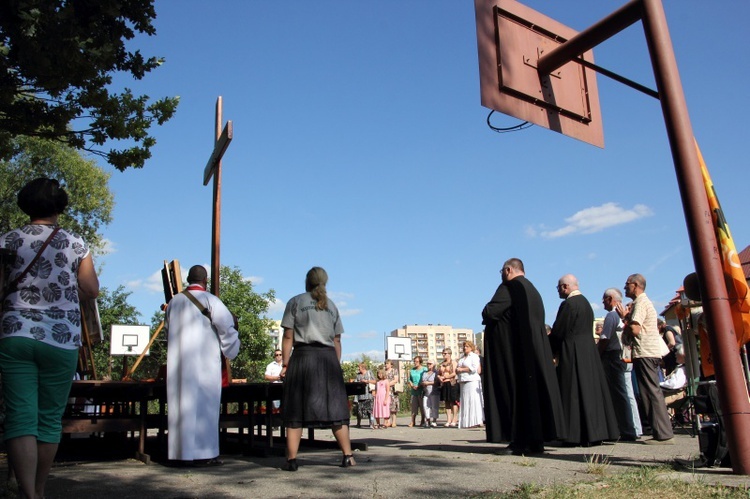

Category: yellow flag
[696, 140, 750, 347]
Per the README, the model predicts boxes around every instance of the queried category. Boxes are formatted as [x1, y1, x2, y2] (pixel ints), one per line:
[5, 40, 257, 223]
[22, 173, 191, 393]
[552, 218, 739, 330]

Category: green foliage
[341, 355, 379, 381]
[0, 0, 179, 170]
[0, 136, 114, 251]
[212, 265, 276, 382]
[341, 361, 359, 382]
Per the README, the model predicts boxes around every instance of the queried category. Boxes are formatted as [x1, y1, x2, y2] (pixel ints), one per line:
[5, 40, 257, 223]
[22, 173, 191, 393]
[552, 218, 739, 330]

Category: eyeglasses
[556, 283, 567, 290]
[274, 354, 282, 357]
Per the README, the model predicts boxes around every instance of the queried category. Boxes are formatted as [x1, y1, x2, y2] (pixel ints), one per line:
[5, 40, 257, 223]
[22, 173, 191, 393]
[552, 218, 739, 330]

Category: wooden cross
[203, 96, 233, 297]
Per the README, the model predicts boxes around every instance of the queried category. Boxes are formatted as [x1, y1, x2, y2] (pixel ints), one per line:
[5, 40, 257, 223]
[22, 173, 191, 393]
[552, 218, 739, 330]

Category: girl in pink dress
[372, 369, 391, 428]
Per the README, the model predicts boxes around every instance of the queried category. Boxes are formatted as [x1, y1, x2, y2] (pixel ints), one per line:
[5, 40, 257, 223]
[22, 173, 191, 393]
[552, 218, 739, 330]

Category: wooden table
[64, 380, 367, 462]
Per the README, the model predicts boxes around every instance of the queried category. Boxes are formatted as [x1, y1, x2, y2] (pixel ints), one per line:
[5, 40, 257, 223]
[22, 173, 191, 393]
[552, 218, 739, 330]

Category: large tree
[0, 0, 178, 170]
[0, 136, 113, 251]
[215, 265, 277, 382]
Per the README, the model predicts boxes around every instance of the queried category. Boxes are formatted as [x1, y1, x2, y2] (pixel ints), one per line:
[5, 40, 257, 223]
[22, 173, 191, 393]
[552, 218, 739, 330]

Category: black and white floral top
[1, 224, 90, 349]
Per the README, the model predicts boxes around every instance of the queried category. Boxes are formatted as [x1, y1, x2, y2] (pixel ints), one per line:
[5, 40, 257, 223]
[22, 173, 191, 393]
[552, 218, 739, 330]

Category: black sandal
[285, 458, 299, 472]
[340, 454, 356, 468]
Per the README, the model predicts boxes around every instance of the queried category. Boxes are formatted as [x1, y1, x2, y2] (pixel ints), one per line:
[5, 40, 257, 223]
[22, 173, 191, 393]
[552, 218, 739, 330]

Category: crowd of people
[350, 257, 689, 456]
[480, 258, 684, 454]
[0, 178, 696, 486]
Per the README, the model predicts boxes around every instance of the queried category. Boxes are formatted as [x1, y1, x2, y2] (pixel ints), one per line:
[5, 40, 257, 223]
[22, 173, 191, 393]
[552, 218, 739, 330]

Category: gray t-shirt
[280, 292, 343, 347]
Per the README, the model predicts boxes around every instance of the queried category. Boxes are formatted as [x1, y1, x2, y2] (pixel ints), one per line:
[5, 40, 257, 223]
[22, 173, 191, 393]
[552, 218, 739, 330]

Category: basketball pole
[535, 0, 750, 474]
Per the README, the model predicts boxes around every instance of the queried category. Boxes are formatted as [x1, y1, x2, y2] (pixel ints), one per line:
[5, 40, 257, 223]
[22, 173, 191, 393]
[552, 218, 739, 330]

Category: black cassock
[506, 276, 566, 449]
[550, 293, 620, 445]
[482, 283, 515, 443]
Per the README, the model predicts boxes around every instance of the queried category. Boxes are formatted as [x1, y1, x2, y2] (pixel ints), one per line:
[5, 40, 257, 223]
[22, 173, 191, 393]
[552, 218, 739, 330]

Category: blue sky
[96, 1, 750, 361]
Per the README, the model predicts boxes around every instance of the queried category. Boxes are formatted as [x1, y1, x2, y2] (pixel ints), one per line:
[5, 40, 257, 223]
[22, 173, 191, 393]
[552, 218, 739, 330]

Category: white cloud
[340, 308, 363, 317]
[329, 291, 361, 317]
[537, 203, 653, 239]
[125, 269, 164, 293]
[98, 238, 117, 255]
[267, 297, 286, 316]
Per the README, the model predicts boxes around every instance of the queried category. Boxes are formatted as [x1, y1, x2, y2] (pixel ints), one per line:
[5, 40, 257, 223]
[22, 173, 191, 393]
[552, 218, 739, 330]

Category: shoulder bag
[183, 290, 232, 387]
[1, 227, 60, 313]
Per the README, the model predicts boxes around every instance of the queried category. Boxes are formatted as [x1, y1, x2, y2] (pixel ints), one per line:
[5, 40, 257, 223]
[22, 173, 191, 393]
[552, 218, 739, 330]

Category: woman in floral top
[0, 178, 99, 499]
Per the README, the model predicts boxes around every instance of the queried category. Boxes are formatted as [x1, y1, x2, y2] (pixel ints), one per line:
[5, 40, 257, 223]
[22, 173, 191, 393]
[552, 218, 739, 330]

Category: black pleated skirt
[281, 343, 350, 428]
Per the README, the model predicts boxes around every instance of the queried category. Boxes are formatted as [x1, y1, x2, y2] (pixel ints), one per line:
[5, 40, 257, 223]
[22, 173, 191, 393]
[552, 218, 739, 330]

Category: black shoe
[285, 459, 298, 472]
[494, 445, 522, 456]
[193, 457, 223, 467]
[340, 454, 356, 468]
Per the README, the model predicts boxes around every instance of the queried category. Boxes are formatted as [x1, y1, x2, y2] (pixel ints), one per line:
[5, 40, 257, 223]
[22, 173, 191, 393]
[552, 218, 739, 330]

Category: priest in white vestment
[165, 265, 240, 464]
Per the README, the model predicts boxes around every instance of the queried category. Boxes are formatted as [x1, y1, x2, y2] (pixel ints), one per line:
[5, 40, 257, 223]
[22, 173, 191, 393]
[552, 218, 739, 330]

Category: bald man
[550, 274, 619, 446]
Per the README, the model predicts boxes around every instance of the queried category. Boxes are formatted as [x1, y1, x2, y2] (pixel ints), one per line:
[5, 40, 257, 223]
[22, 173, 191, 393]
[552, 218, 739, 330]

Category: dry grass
[583, 453, 611, 475]
[470, 465, 750, 498]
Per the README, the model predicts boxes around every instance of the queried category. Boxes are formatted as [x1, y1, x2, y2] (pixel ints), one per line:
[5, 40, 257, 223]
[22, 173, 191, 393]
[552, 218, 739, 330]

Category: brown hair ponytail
[305, 266, 329, 311]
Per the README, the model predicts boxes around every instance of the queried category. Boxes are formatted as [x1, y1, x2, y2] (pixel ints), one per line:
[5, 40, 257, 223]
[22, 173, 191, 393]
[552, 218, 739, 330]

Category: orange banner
[697, 141, 750, 352]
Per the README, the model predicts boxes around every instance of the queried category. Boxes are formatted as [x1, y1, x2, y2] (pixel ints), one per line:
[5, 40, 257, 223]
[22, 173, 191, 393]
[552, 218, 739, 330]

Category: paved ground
[2, 418, 748, 498]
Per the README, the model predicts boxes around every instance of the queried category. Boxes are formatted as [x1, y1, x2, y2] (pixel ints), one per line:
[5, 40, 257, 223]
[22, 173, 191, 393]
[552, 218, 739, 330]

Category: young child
[372, 369, 391, 429]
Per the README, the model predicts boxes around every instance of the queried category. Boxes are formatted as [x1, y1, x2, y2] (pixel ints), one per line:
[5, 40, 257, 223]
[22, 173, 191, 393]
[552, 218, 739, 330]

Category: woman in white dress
[455, 341, 484, 428]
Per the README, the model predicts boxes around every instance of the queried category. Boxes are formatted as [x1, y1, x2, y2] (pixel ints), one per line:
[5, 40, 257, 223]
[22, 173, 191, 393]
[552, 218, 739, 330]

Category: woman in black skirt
[279, 267, 355, 471]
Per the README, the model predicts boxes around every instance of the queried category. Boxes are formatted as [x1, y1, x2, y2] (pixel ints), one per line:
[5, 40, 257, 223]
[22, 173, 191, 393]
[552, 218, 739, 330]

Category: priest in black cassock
[550, 274, 620, 446]
[492, 258, 566, 455]
[482, 278, 515, 443]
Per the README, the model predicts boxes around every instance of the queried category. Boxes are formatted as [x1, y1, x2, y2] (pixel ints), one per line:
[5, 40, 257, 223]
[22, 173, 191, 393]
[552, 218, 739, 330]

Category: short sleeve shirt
[630, 293, 661, 359]
[1, 225, 90, 349]
[409, 366, 427, 396]
[280, 292, 343, 347]
[265, 361, 283, 382]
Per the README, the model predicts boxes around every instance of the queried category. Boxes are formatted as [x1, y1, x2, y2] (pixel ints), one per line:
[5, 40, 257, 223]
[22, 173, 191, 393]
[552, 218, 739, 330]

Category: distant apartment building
[267, 320, 282, 350]
[390, 324, 476, 363]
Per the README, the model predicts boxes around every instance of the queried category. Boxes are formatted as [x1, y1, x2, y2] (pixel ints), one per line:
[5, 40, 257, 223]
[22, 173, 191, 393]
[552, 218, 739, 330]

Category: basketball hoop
[486, 110, 532, 133]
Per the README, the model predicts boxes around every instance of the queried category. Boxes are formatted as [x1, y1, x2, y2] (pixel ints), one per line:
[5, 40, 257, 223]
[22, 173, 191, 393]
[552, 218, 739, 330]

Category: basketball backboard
[474, 0, 604, 147]
[386, 336, 413, 361]
[110, 325, 151, 356]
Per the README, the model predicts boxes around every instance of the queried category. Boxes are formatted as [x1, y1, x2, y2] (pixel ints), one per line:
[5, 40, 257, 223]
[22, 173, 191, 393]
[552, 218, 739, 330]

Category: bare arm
[280, 327, 293, 377]
[334, 334, 342, 361]
[76, 253, 99, 300]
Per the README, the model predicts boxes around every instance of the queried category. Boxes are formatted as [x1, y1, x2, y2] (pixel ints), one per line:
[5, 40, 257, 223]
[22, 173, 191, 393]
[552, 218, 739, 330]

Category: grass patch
[469, 465, 750, 498]
[583, 453, 611, 475]
[513, 456, 537, 468]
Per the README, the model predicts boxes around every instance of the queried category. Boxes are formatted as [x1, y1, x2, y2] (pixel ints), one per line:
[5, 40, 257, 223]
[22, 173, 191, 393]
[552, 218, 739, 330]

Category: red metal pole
[537, 0, 641, 75]
[641, 0, 750, 474]
[211, 97, 222, 297]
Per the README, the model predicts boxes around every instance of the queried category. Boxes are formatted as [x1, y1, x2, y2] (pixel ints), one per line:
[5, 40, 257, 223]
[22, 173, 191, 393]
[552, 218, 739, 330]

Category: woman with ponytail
[279, 267, 355, 470]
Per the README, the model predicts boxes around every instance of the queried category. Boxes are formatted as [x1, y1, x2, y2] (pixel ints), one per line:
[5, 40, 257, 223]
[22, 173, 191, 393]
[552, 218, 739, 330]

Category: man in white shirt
[265, 349, 284, 409]
[660, 344, 687, 405]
